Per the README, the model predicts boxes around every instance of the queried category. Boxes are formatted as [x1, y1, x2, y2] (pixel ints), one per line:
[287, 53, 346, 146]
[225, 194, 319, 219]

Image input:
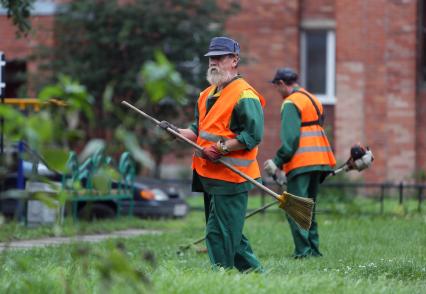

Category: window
[300, 29, 336, 104]
[4, 60, 27, 98]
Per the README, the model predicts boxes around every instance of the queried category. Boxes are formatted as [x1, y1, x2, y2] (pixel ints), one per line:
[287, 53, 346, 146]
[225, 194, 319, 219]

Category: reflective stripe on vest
[192, 78, 265, 183]
[300, 130, 326, 138]
[295, 145, 333, 155]
[199, 130, 229, 143]
[283, 89, 336, 174]
[194, 151, 254, 167]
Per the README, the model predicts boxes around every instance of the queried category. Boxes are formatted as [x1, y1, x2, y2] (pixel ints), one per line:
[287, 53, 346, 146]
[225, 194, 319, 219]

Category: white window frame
[300, 29, 336, 105]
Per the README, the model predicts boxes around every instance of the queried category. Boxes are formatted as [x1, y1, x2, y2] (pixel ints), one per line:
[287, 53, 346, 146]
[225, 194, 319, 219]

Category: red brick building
[1, 0, 425, 182]
[225, 0, 425, 183]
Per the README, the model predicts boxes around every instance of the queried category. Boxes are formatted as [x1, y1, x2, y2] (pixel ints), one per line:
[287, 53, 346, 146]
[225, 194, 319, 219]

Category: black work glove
[158, 120, 180, 140]
[159, 120, 179, 133]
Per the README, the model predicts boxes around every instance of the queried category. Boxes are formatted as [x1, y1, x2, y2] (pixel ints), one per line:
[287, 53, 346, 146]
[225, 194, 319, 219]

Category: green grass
[0, 201, 425, 293]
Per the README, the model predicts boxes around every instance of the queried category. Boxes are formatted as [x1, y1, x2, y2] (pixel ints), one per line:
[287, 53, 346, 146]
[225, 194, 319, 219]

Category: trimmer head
[346, 143, 374, 172]
[350, 143, 368, 161]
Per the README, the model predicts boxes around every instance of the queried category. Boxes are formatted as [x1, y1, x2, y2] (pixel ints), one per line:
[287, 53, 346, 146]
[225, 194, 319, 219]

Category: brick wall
[335, 0, 418, 182]
[1, 15, 55, 95]
[301, 0, 334, 19]
[417, 0, 426, 177]
[335, 0, 368, 179]
[417, 88, 426, 176]
[0, 17, 32, 59]
[384, 0, 417, 182]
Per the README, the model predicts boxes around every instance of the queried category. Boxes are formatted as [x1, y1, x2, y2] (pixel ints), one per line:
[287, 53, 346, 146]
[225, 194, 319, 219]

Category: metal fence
[257, 181, 426, 214]
[138, 177, 426, 215]
[319, 181, 425, 213]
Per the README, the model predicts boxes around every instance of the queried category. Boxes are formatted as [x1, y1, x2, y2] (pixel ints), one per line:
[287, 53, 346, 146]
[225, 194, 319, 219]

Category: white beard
[206, 67, 233, 86]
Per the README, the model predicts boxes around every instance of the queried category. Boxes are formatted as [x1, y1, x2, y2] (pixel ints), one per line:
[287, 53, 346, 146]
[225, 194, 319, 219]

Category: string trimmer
[331, 143, 374, 175]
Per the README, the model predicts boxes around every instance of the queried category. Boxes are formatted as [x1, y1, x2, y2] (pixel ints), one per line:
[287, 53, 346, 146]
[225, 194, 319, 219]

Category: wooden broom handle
[121, 100, 281, 200]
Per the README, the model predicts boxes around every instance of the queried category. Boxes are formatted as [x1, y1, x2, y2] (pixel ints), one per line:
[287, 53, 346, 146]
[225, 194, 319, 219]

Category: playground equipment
[62, 147, 136, 221]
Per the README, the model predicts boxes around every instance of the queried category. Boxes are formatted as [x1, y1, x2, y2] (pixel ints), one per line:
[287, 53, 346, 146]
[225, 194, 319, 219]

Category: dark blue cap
[270, 67, 298, 84]
[204, 37, 240, 57]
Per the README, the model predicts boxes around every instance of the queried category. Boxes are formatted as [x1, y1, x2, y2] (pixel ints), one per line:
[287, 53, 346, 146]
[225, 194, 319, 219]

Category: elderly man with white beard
[160, 37, 265, 272]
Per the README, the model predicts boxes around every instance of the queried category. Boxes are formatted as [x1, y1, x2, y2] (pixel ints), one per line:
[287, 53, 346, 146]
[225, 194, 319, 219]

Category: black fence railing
[138, 177, 426, 214]
[261, 181, 426, 214]
[319, 181, 425, 213]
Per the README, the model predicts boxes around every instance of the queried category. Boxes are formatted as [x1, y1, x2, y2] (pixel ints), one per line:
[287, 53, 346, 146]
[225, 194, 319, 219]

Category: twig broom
[121, 101, 314, 230]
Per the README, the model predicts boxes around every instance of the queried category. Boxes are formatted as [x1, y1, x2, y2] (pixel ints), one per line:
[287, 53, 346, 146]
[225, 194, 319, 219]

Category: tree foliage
[114, 51, 192, 177]
[0, 0, 35, 35]
[35, 0, 238, 176]
[0, 76, 93, 205]
[0, 75, 93, 168]
[40, 0, 237, 100]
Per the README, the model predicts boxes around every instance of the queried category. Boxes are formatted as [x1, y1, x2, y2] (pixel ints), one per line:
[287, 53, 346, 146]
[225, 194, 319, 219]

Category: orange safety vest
[192, 79, 266, 183]
[283, 89, 336, 174]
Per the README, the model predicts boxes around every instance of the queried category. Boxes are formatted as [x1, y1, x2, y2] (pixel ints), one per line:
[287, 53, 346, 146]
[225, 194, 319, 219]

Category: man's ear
[232, 55, 240, 67]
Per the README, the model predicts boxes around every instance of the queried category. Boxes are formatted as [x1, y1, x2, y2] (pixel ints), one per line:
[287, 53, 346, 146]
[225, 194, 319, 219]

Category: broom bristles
[279, 192, 314, 230]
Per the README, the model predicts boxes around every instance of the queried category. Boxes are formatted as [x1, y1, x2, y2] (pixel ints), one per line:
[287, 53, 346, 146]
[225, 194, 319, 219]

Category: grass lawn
[0, 197, 425, 293]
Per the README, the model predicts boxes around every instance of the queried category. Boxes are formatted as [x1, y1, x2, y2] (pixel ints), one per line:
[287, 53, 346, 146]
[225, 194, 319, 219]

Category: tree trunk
[153, 152, 163, 179]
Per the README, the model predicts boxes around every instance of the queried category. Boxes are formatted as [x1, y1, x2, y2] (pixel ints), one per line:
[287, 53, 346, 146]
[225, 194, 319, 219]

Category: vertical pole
[16, 141, 26, 223]
[17, 141, 25, 189]
[418, 187, 423, 213]
[398, 182, 403, 204]
[380, 184, 385, 214]
[0, 52, 6, 155]
[0, 52, 6, 215]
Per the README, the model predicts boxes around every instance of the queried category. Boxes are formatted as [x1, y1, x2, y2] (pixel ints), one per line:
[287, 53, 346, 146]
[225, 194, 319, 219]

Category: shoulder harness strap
[294, 90, 325, 127]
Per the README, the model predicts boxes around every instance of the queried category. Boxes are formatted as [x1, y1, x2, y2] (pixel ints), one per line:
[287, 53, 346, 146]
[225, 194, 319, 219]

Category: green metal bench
[62, 148, 135, 221]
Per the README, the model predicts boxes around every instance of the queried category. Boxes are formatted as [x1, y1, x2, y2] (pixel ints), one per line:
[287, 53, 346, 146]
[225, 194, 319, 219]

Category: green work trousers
[203, 193, 211, 224]
[286, 171, 322, 258]
[205, 192, 262, 272]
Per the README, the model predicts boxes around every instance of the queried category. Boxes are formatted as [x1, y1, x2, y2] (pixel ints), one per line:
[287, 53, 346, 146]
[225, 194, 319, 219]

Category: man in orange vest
[264, 68, 336, 258]
[161, 37, 264, 272]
